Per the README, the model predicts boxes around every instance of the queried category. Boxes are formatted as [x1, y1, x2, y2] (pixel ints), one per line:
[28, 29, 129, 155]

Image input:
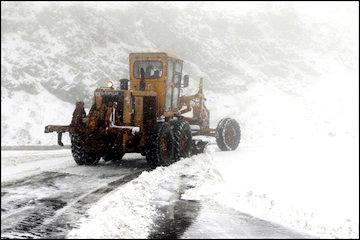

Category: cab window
[134, 61, 163, 79]
[175, 62, 182, 73]
[165, 61, 173, 111]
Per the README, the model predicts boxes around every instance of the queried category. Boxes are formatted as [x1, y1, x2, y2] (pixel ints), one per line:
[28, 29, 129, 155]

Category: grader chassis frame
[45, 78, 215, 150]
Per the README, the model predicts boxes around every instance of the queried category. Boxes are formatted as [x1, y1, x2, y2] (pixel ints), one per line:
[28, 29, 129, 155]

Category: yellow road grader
[45, 52, 241, 168]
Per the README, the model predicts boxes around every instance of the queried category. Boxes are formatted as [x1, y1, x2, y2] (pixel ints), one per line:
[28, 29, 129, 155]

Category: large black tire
[70, 134, 100, 165]
[215, 118, 241, 151]
[172, 119, 192, 160]
[146, 122, 175, 169]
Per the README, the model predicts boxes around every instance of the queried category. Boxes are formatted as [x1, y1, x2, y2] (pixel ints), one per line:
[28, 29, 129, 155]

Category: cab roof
[129, 52, 183, 62]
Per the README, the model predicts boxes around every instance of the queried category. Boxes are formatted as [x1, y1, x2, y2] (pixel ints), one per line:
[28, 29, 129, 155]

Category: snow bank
[183, 65, 359, 238]
[68, 127, 358, 240]
[68, 143, 358, 239]
[67, 153, 217, 239]
[184, 144, 359, 239]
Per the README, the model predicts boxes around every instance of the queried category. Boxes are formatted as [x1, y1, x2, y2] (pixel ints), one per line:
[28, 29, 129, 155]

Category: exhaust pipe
[110, 106, 139, 134]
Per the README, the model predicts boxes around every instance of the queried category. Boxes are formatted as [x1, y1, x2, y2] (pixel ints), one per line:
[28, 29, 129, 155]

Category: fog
[1, 1, 359, 238]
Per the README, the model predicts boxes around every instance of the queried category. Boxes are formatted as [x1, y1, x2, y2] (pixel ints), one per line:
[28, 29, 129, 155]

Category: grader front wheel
[70, 134, 100, 165]
[215, 118, 241, 151]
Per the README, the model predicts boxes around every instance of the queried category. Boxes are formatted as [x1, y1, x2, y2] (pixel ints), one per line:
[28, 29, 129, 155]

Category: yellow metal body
[129, 52, 183, 116]
[89, 87, 158, 152]
[45, 52, 215, 155]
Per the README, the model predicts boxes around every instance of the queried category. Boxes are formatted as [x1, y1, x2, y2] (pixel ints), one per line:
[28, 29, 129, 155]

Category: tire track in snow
[148, 174, 201, 239]
[146, 159, 315, 239]
[180, 202, 317, 239]
[1, 166, 147, 239]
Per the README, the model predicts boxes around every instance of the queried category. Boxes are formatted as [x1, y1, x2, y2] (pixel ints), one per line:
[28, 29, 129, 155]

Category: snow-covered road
[1, 150, 148, 238]
[1, 149, 314, 239]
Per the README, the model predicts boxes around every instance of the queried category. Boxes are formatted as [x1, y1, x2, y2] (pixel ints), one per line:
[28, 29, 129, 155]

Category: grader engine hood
[89, 88, 158, 133]
[91, 88, 126, 127]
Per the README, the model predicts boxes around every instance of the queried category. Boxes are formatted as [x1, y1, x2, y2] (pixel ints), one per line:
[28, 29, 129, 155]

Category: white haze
[1, 1, 358, 238]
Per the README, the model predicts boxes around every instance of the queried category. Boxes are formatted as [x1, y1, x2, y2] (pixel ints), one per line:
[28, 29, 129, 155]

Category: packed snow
[67, 141, 358, 238]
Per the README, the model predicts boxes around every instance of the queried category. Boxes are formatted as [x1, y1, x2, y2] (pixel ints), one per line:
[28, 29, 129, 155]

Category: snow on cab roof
[129, 52, 183, 62]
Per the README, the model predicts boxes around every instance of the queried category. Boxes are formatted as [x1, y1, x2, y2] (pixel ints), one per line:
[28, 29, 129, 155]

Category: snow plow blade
[191, 139, 209, 155]
[44, 125, 78, 146]
[44, 125, 72, 133]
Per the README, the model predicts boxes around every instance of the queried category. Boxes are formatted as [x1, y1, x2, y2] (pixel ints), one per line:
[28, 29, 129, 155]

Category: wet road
[148, 174, 314, 239]
[1, 150, 149, 238]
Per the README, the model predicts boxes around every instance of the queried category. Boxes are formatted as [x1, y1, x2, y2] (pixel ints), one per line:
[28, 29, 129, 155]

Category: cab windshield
[134, 61, 163, 79]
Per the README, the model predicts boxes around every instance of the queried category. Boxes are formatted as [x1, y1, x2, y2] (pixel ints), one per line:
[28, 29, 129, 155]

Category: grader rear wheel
[70, 134, 100, 165]
[172, 119, 192, 160]
[146, 122, 175, 169]
[215, 118, 241, 151]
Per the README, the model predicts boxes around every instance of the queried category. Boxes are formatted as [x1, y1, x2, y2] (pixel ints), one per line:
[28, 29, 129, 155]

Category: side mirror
[183, 75, 189, 88]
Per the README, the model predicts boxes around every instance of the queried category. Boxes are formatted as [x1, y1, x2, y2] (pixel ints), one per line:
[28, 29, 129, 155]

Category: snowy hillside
[1, 1, 357, 145]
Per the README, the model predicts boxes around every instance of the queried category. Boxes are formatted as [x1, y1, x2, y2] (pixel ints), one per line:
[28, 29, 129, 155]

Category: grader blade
[191, 139, 209, 155]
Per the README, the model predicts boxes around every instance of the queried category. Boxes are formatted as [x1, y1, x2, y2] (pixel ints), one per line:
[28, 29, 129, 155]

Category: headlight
[107, 81, 113, 88]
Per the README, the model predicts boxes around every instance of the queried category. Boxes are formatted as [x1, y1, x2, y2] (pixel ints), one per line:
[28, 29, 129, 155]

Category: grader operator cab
[45, 52, 241, 168]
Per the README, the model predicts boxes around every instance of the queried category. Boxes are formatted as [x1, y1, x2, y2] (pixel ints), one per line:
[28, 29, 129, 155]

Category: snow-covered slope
[1, 1, 356, 145]
[1, 85, 73, 145]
